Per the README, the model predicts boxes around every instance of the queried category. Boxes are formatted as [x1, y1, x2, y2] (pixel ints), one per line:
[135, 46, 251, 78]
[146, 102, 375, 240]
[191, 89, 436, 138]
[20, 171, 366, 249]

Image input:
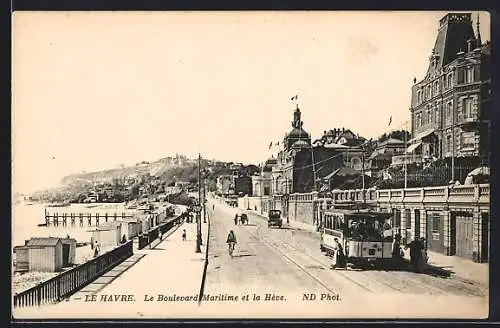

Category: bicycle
[227, 242, 236, 258]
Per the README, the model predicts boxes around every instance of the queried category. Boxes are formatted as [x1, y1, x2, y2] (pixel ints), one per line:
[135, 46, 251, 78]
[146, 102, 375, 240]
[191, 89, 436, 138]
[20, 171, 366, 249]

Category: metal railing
[391, 154, 425, 165]
[273, 184, 489, 207]
[13, 240, 133, 308]
[137, 215, 184, 250]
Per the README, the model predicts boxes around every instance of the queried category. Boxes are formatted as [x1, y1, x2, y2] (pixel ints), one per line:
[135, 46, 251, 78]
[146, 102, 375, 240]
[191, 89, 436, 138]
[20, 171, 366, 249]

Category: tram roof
[323, 209, 392, 219]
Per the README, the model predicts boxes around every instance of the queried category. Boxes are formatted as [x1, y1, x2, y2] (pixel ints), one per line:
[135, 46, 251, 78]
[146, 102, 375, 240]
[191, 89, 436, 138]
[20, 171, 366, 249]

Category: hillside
[28, 155, 259, 203]
[60, 155, 195, 185]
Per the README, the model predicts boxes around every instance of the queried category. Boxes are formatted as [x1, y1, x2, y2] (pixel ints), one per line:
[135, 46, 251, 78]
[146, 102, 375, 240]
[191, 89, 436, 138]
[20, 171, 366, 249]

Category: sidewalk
[14, 219, 209, 319]
[401, 248, 488, 285]
[244, 208, 488, 285]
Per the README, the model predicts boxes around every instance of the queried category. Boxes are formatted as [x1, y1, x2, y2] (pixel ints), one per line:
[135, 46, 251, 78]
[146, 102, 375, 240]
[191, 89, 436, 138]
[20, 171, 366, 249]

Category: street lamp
[203, 179, 207, 223]
[196, 154, 202, 253]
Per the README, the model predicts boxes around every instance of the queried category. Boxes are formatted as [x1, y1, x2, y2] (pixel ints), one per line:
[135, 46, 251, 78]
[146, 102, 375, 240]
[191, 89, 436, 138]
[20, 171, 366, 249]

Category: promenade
[14, 216, 209, 319]
[13, 198, 488, 320]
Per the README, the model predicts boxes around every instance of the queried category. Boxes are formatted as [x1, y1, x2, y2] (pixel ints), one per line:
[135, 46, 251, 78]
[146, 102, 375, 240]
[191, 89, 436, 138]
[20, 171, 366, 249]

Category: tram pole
[196, 153, 202, 253]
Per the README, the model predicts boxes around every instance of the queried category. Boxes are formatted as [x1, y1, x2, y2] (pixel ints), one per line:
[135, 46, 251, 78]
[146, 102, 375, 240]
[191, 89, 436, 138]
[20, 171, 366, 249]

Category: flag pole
[404, 120, 408, 189]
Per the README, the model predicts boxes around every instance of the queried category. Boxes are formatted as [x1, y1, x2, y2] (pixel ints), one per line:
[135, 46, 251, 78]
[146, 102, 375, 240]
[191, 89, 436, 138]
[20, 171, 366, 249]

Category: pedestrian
[93, 241, 101, 258]
[213, 204, 215, 211]
[391, 234, 403, 269]
[182, 229, 187, 241]
[234, 214, 238, 225]
[330, 238, 346, 270]
[406, 237, 423, 272]
[417, 237, 428, 272]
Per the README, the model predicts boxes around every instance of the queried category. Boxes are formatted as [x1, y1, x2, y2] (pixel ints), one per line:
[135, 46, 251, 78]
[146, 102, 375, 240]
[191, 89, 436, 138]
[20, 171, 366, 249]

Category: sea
[11, 202, 133, 293]
[11, 202, 129, 248]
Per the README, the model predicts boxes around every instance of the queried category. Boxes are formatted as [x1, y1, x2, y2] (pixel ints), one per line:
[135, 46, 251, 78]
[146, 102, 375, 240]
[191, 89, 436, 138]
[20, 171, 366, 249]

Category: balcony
[391, 154, 424, 166]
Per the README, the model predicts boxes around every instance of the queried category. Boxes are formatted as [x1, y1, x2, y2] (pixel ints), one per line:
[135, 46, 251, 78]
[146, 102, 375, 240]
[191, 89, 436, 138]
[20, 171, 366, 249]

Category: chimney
[467, 38, 475, 52]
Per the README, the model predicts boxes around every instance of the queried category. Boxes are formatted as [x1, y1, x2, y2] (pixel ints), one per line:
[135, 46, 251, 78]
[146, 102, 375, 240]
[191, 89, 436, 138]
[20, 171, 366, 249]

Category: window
[416, 113, 422, 128]
[463, 98, 475, 120]
[431, 213, 441, 233]
[351, 157, 361, 170]
[466, 66, 475, 83]
[457, 68, 465, 84]
[393, 209, 401, 228]
[446, 73, 453, 88]
[446, 135, 452, 152]
[445, 101, 453, 121]
[434, 81, 439, 95]
[435, 106, 440, 125]
[461, 132, 475, 150]
[404, 210, 411, 228]
[417, 90, 422, 104]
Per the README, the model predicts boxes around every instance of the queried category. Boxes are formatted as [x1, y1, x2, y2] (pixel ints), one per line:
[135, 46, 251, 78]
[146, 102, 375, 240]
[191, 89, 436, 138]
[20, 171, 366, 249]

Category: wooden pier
[44, 210, 136, 227]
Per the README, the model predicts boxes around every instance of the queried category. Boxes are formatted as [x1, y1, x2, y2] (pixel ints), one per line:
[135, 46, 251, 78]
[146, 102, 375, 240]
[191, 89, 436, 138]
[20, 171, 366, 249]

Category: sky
[12, 11, 491, 193]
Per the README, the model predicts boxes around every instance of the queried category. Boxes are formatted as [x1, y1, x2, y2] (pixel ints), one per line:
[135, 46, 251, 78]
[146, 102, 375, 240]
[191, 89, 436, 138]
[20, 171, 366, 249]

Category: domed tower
[284, 104, 311, 150]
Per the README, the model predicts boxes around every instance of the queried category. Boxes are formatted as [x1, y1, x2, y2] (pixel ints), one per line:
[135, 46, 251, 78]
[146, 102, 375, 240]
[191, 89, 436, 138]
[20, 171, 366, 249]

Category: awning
[409, 129, 435, 143]
[322, 169, 339, 180]
[467, 166, 490, 177]
[406, 142, 422, 153]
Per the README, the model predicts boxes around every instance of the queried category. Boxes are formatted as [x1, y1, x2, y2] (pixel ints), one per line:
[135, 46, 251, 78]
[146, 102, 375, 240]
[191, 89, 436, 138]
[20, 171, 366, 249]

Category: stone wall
[288, 199, 315, 224]
[237, 196, 272, 213]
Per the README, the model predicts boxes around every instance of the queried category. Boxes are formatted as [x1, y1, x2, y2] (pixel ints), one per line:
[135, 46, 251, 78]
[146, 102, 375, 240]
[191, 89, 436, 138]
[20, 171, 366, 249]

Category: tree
[130, 184, 140, 199]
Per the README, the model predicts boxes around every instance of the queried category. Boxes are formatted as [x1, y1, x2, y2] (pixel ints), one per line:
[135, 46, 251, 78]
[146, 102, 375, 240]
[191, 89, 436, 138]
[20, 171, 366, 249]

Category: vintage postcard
[11, 11, 490, 320]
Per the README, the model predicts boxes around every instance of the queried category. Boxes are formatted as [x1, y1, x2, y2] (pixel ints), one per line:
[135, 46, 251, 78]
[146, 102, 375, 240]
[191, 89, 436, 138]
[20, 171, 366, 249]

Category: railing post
[474, 185, 480, 201]
[56, 278, 61, 301]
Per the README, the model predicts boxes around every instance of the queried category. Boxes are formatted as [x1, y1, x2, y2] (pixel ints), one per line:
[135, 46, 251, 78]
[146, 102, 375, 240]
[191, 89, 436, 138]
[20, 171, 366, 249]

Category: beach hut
[13, 245, 29, 273]
[118, 219, 142, 240]
[25, 237, 63, 272]
[89, 222, 121, 248]
[172, 205, 182, 216]
[137, 215, 151, 232]
[60, 238, 77, 266]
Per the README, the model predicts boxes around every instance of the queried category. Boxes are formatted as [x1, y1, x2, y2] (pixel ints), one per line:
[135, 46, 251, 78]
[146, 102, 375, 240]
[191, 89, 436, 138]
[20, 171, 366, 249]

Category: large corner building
[408, 13, 491, 168]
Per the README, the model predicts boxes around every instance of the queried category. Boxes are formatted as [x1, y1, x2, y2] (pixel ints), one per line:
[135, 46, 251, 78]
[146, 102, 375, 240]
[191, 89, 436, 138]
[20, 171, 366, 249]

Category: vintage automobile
[268, 209, 283, 228]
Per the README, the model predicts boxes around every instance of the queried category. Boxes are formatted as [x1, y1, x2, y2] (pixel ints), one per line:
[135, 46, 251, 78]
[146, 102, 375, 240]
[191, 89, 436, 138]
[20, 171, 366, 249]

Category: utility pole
[196, 153, 202, 253]
[361, 147, 366, 205]
[404, 122, 408, 189]
[451, 101, 456, 183]
[260, 163, 263, 214]
[310, 144, 317, 192]
[203, 173, 207, 223]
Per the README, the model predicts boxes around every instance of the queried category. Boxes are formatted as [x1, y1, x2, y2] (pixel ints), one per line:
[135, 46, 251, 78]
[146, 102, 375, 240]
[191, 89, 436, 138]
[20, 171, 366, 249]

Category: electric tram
[319, 206, 394, 268]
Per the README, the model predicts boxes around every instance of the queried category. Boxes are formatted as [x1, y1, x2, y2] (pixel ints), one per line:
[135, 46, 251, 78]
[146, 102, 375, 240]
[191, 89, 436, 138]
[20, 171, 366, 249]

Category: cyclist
[226, 230, 237, 257]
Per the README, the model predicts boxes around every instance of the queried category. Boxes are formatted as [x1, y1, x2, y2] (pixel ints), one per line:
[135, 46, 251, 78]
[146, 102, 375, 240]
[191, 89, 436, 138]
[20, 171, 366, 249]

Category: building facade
[271, 106, 344, 194]
[216, 175, 234, 196]
[313, 128, 366, 171]
[408, 13, 491, 168]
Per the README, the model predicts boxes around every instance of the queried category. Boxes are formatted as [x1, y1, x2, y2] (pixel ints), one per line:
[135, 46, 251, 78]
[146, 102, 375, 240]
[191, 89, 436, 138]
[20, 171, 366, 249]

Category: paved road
[202, 198, 488, 318]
